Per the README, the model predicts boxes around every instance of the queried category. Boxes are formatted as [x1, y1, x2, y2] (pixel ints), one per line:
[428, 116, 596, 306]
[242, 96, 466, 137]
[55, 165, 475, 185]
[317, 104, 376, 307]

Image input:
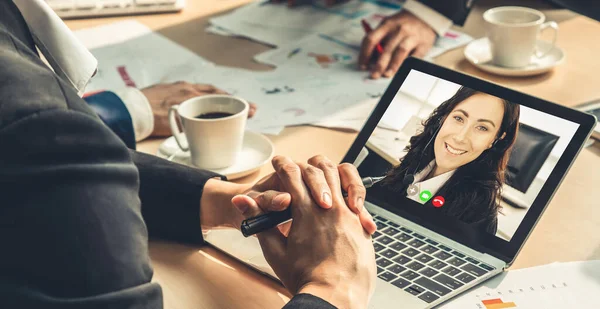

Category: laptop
[204, 58, 596, 308]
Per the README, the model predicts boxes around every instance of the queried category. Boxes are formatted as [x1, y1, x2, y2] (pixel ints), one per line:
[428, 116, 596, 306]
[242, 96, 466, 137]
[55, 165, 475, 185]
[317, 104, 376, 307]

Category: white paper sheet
[210, 18, 310, 47]
[76, 20, 212, 93]
[210, 0, 399, 47]
[160, 34, 388, 132]
[73, 20, 152, 50]
[311, 98, 378, 131]
[263, 26, 473, 66]
[211, 0, 472, 60]
[205, 24, 235, 37]
[440, 261, 600, 309]
[76, 21, 388, 134]
[321, 26, 473, 60]
[253, 33, 360, 67]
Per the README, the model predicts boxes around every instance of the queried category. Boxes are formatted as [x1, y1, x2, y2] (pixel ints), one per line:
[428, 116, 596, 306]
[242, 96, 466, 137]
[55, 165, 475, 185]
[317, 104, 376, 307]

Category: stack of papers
[77, 0, 473, 135]
[208, 0, 472, 134]
[209, 0, 400, 46]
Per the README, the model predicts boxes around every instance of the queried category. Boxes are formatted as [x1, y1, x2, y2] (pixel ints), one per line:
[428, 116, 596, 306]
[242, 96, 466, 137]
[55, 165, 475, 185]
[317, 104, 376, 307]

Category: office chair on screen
[505, 123, 559, 194]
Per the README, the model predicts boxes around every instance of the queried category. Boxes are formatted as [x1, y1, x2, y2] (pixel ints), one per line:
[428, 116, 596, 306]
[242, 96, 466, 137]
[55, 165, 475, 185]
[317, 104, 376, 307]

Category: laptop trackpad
[369, 280, 429, 309]
[205, 228, 278, 279]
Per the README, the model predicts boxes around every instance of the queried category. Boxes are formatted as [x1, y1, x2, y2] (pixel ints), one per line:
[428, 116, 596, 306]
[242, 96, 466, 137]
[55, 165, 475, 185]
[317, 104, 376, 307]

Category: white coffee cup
[168, 95, 249, 169]
[483, 6, 558, 68]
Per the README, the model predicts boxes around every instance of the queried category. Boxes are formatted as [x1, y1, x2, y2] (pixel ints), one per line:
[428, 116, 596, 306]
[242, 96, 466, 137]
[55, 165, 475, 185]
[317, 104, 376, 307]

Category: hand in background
[359, 11, 436, 79]
[141, 81, 257, 137]
[232, 156, 377, 308]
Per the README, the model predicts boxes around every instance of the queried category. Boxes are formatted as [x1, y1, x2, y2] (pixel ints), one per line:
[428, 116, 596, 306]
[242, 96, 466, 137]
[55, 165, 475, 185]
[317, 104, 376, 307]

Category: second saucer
[464, 37, 565, 77]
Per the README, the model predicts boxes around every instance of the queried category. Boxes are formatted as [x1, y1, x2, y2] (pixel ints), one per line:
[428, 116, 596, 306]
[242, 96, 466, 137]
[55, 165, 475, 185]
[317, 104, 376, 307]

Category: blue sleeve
[84, 91, 136, 149]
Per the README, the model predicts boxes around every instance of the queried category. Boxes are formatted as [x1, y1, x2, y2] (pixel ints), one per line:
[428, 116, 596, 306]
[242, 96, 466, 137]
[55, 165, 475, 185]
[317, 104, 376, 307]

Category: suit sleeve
[131, 150, 224, 244]
[0, 21, 218, 307]
[418, 0, 476, 26]
[284, 294, 337, 309]
[0, 88, 163, 308]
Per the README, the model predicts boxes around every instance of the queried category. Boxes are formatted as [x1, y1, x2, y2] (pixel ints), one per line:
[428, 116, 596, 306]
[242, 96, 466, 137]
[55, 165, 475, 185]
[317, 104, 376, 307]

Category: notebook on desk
[204, 58, 596, 308]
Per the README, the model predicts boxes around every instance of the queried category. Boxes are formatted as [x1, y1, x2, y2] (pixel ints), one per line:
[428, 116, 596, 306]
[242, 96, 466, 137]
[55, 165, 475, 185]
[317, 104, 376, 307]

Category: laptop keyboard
[372, 215, 496, 304]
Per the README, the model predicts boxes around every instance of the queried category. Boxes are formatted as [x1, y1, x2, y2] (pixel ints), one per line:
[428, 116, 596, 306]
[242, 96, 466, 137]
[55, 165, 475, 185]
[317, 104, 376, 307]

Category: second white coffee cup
[168, 95, 249, 169]
[484, 6, 558, 68]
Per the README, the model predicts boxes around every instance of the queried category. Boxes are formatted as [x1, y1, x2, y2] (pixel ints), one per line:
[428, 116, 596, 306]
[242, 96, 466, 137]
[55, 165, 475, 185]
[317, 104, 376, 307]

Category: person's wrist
[402, 0, 452, 37]
[200, 178, 252, 230]
[298, 280, 369, 309]
[114, 87, 154, 141]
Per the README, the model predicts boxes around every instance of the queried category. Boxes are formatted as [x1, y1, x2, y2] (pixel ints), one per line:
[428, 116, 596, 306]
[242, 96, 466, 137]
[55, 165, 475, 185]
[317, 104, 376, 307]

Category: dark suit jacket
[420, 0, 600, 27]
[546, 0, 600, 21]
[419, 0, 476, 26]
[0, 2, 333, 308]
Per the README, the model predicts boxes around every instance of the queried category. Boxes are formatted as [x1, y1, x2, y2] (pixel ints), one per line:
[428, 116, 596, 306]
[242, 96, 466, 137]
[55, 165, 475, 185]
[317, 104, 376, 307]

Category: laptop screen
[355, 69, 580, 243]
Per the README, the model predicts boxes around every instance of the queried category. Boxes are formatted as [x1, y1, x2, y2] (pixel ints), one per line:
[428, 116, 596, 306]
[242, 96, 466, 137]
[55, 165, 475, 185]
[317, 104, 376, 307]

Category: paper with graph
[74, 0, 474, 135]
[212, 0, 472, 60]
[79, 23, 388, 133]
[209, 0, 400, 46]
[439, 261, 600, 309]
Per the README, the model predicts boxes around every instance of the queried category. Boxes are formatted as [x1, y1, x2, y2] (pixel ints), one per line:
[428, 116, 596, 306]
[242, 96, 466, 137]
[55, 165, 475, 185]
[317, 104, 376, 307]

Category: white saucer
[157, 131, 275, 180]
[464, 37, 565, 77]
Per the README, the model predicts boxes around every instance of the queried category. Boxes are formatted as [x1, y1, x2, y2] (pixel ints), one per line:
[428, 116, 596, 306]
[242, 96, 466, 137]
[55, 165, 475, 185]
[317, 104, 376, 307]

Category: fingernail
[357, 197, 364, 211]
[370, 215, 377, 229]
[367, 212, 377, 232]
[273, 194, 288, 208]
[232, 196, 248, 214]
[371, 72, 380, 79]
[385, 70, 394, 77]
[322, 192, 332, 207]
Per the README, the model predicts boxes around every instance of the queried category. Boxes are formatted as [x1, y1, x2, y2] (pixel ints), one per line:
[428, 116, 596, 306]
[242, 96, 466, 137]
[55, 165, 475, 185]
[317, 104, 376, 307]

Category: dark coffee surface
[194, 112, 233, 119]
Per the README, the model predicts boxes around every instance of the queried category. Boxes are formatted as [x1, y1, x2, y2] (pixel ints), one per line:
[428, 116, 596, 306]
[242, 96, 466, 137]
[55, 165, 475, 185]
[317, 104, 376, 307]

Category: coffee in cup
[168, 95, 249, 169]
[483, 6, 558, 68]
[194, 112, 234, 119]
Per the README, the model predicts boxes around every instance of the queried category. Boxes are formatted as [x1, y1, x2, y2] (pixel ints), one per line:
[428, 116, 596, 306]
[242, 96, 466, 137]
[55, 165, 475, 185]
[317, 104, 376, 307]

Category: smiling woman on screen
[382, 86, 520, 234]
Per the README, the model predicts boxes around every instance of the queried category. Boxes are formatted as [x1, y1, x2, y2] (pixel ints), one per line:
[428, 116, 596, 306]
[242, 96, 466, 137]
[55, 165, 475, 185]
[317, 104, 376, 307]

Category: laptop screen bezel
[342, 57, 596, 264]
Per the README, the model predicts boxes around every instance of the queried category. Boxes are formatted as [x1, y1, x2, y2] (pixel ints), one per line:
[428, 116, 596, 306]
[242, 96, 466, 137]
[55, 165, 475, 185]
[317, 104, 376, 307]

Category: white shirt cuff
[403, 0, 453, 37]
[113, 87, 154, 142]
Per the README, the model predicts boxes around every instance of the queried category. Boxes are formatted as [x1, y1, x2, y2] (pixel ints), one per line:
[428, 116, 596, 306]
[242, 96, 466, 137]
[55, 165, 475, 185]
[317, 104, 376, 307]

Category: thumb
[233, 191, 292, 217]
[231, 195, 263, 218]
[253, 190, 292, 213]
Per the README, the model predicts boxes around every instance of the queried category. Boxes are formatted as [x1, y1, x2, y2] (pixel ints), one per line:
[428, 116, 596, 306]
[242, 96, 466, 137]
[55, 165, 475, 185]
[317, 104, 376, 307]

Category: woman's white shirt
[407, 160, 454, 204]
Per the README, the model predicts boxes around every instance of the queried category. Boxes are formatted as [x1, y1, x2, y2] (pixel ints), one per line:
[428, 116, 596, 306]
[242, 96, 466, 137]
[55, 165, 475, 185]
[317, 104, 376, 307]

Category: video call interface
[358, 70, 580, 241]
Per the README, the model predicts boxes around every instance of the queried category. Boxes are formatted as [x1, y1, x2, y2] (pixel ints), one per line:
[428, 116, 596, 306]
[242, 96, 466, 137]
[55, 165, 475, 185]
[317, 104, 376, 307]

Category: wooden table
[66, 1, 600, 308]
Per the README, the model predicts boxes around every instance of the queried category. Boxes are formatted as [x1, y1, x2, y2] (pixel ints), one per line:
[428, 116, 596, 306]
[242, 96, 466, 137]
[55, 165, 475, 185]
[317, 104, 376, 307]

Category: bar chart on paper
[440, 261, 600, 309]
[467, 281, 578, 309]
[481, 298, 516, 309]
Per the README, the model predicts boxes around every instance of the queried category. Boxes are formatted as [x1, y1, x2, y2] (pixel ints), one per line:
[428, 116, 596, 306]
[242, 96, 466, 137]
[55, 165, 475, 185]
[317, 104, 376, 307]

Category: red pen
[361, 19, 383, 54]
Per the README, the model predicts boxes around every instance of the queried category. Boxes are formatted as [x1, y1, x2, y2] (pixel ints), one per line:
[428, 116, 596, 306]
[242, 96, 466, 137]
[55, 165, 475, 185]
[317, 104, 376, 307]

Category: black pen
[241, 176, 385, 237]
